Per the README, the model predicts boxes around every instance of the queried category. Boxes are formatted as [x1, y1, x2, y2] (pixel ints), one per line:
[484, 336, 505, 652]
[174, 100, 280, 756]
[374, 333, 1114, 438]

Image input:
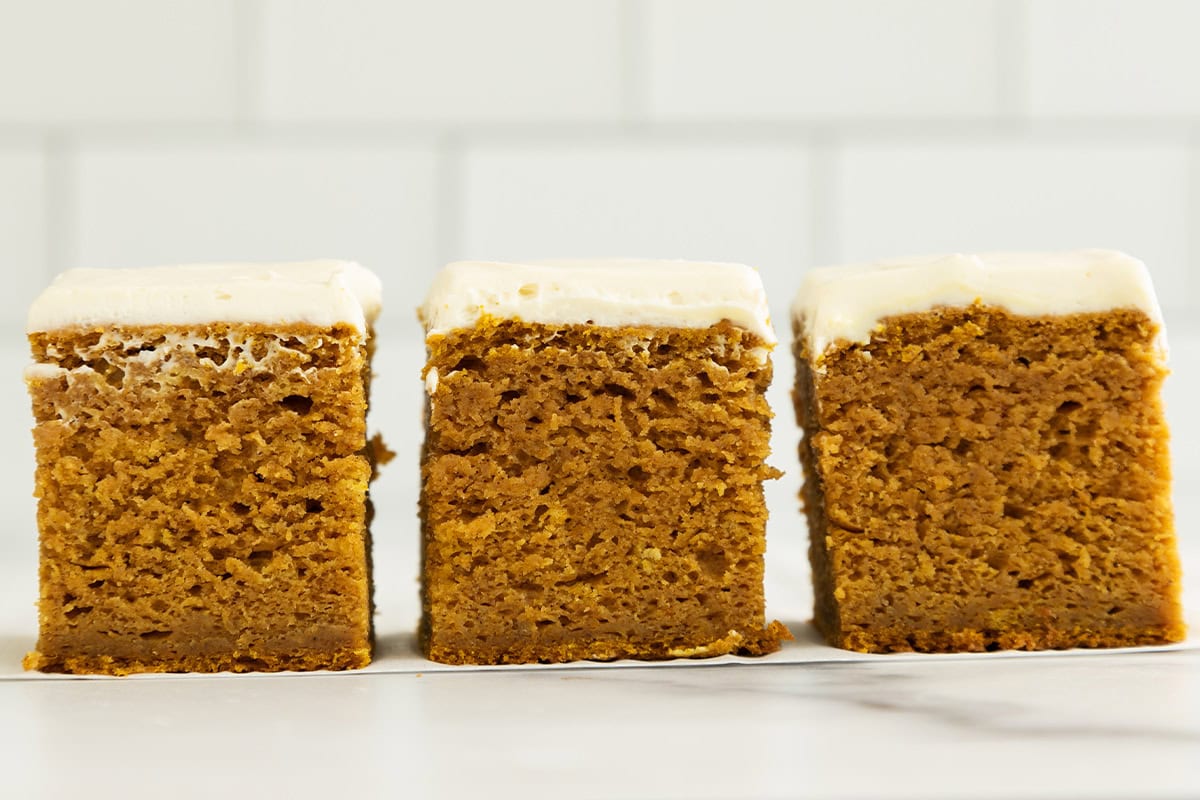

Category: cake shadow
[779, 618, 823, 646]
[373, 629, 423, 661]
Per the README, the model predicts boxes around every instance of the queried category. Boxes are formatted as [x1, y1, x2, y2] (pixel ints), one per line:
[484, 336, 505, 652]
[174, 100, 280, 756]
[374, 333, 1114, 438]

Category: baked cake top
[792, 249, 1165, 358]
[27, 260, 382, 334]
[419, 259, 776, 344]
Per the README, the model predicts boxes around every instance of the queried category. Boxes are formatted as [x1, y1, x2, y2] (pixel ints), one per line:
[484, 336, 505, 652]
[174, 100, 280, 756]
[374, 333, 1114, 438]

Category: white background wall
[2, 0, 1199, 341]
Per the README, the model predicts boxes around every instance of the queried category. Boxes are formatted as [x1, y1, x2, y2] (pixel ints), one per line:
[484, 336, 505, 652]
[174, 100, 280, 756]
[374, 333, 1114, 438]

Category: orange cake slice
[24, 261, 381, 674]
[419, 259, 789, 665]
[793, 250, 1185, 653]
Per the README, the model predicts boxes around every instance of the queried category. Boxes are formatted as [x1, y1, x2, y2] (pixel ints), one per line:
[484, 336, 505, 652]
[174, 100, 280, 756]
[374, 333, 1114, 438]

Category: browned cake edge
[22, 647, 371, 676]
[420, 620, 793, 666]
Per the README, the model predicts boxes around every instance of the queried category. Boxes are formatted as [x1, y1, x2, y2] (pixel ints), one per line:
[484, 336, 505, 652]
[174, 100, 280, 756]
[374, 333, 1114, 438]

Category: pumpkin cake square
[24, 261, 382, 674]
[419, 259, 789, 665]
[792, 250, 1185, 653]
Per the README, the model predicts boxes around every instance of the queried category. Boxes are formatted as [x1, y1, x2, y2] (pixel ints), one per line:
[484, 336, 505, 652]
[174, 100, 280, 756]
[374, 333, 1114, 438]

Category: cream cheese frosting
[27, 260, 382, 334]
[419, 259, 776, 344]
[792, 250, 1166, 358]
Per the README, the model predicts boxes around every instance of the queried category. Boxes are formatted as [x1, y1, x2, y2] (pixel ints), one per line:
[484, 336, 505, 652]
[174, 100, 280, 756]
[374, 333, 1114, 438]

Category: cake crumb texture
[795, 306, 1184, 653]
[421, 318, 786, 664]
[25, 323, 374, 674]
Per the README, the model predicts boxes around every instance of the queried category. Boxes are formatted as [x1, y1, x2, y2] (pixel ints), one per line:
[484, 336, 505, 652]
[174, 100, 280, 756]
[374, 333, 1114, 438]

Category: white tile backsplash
[0, 0, 237, 125]
[258, 0, 624, 123]
[1027, 0, 1200, 118]
[0, 148, 48, 325]
[832, 138, 1192, 308]
[73, 140, 439, 336]
[459, 139, 811, 327]
[646, 0, 1001, 120]
[1, 0, 1199, 332]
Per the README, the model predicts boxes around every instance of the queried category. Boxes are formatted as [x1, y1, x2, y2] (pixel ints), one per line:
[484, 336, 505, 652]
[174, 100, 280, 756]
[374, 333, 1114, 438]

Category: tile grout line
[42, 131, 76, 277]
[807, 133, 837, 268]
[620, 0, 649, 127]
[233, 0, 265, 131]
[995, 0, 1029, 129]
[1187, 137, 1199, 313]
[434, 135, 464, 267]
[6, 118, 1199, 148]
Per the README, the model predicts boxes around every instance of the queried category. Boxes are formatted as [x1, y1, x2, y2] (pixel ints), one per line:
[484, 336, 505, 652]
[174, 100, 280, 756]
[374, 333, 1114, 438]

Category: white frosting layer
[27, 261, 382, 334]
[793, 250, 1165, 357]
[419, 259, 776, 344]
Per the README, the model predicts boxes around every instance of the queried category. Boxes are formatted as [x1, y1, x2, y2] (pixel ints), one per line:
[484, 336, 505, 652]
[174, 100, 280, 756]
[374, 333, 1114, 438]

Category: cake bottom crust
[23, 645, 371, 676]
[818, 621, 1185, 655]
[424, 620, 791, 666]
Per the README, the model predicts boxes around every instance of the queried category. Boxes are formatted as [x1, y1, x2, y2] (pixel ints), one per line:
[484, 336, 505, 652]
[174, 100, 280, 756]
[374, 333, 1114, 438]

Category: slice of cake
[418, 259, 789, 665]
[793, 250, 1185, 653]
[24, 261, 382, 674]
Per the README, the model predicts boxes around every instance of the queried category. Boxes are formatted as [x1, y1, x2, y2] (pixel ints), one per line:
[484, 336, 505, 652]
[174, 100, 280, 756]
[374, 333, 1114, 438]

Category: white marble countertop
[1, 334, 1197, 799]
